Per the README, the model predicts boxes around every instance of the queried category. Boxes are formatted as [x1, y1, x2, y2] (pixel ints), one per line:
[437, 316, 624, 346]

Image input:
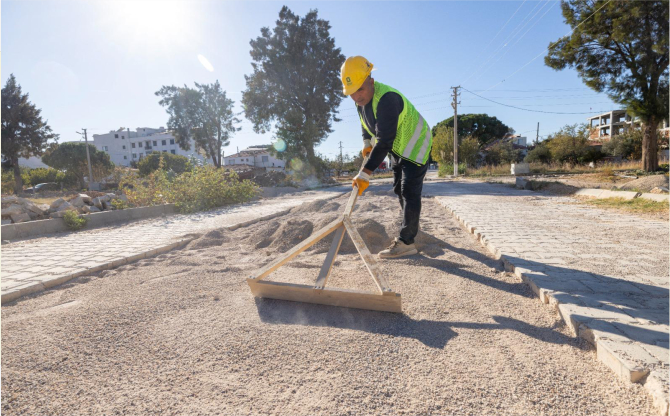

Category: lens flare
[273, 139, 287, 152]
[290, 158, 304, 171]
[197, 54, 214, 72]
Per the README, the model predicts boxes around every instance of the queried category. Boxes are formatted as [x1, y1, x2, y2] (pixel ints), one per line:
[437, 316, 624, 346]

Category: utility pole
[536, 122, 540, 146]
[339, 141, 343, 176]
[451, 86, 461, 177]
[77, 128, 94, 191]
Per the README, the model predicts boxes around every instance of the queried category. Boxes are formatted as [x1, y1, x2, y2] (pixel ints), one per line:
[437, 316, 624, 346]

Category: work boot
[378, 238, 418, 259]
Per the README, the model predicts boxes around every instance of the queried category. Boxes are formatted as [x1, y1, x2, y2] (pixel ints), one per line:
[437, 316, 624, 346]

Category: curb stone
[436, 198, 669, 416]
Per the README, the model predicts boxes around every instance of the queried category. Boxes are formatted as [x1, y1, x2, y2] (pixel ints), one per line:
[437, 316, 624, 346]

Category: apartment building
[92, 127, 207, 166]
[223, 145, 285, 170]
[587, 110, 641, 139]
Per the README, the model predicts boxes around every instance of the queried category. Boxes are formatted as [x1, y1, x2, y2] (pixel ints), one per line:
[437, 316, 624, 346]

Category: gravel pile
[617, 174, 669, 192]
[1, 187, 655, 415]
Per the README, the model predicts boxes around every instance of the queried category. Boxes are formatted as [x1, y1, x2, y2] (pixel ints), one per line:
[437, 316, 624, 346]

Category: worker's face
[350, 77, 374, 107]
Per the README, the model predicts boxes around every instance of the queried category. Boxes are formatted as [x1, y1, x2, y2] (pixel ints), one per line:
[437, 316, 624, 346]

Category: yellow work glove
[352, 171, 370, 196]
[362, 139, 372, 158]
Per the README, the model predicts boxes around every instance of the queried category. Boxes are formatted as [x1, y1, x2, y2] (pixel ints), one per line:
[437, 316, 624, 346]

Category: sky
[2, 0, 618, 162]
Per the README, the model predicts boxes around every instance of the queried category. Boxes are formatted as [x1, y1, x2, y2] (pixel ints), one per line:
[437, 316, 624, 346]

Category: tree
[524, 143, 553, 164]
[543, 123, 603, 165]
[459, 136, 480, 167]
[430, 124, 455, 166]
[545, 0, 668, 171]
[242, 6, 344, 172]
[484, 141, 521, 165]
[602, 129, 644, 160]
[156, 80, 240, 168]
[137, 152, 192, 176]
[432, 114, 512, 147]
[42, 142, 114, 189]
[1, 74, 59, 193]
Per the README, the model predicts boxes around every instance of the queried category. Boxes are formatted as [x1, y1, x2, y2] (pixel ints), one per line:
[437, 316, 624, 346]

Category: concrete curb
[436, 198, 669, 416]
[640, 193, 670, 203]
[2, 204, 177, 241]
[1, 192, 345, 305]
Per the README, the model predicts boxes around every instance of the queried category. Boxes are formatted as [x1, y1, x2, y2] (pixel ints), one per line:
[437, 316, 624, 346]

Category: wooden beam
[314, 225, 345, 290]
[343, 187, 359, 217]
[250, 218, 343, 282]
[343, 217, 394, 295]
[247, 279, 402, 313]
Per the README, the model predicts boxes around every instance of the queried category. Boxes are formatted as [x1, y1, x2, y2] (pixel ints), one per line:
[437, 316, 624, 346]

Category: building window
[170, 149, 176, 154]
[102, 146, 109, 151]
[122, 145, 126, 150]
[262, 156, 269, 162]
[139, 153, 143, 158]
[121, 135, 124, 139]
[139, 142, 143, 148]
[114, 134, 119, 138]
[146, 141, 151, 147]
[163, 150, 168, 153]
[132, 153, 137, 159]
[153, 141, 157, 146]
[162, 140, 167, 146]
[123, 155, 127, 160]
[170, 139, 175, 145]
[131, 143, 136, 148]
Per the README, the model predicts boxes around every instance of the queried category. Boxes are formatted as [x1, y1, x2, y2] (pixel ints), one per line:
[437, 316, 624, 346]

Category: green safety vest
[358, 81, 432, 166]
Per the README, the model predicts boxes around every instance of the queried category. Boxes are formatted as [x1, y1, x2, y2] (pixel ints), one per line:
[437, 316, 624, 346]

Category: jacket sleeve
[364, 92, 404, 171]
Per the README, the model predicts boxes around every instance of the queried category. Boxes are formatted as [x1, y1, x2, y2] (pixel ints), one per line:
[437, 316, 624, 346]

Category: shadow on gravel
[255, 299, 576, 349]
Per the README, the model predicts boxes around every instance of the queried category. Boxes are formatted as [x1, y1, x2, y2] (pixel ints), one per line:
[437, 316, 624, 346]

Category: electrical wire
[462, 88, 611, 114]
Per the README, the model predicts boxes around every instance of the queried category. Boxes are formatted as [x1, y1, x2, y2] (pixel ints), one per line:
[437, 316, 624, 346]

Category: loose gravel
[1, 186, 656, 415]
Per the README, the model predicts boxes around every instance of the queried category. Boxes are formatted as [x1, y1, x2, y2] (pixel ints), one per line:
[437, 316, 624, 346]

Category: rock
[57, 201, 76, 212]
[50, 198, 66, 211]
[105, 193, 117, 199]
[91, 197, 104, 210]
[79, 206, 90, 214]
[2, 219, 12, 225]
[100, 195, 112, 203]
[117, 194, 128, 202]
[25, 203, 45, 216]
[650, 187, 668, 194]
[69, 197, 88, 208]
[10, 212, 31, 223]
[78, 193, 92, 204]
[88, 206, 101, 213]
[2, 204, 25, 217]
[102, 200, 111, 210]
[38, 204, 50, 212]
[1, 196, 19, 205]
[50, 211, 67, 219]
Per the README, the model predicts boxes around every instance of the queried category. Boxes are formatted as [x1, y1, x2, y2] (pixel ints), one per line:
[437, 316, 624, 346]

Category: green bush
[525, 144, 552, 164]
[63, 210, 88, 231]
[110, 199, 128, 210]
[120, 165, 260, 213]
[437, 163, 466, 177]
[2, 170, 15, 194]
[138, 152, 192, 176]
[657, 163, 668, 173]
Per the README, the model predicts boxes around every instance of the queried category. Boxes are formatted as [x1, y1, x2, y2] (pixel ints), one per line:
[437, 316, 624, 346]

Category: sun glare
[99, 1, 197, 54]
[197, 54, 214, 72]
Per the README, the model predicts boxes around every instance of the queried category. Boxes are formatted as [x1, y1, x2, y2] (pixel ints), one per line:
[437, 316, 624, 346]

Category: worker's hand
[362, 139, 372, 158]
[352, 171, 370, 196]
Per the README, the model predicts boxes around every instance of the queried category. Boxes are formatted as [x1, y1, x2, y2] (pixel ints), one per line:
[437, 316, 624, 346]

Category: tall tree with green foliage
[242, 6, 344, 171]
[432, 114, 512, 147]
[1, 74, 59, 193]
[42, 142, 114, 189]
[545, 0, 668, 171]
[156, 80, 240, 168]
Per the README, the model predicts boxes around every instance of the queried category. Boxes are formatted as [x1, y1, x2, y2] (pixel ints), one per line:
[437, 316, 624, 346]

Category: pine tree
[1, 74, 59, 193]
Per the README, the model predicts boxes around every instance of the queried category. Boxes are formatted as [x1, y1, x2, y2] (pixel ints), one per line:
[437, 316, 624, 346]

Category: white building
[92, 127, 207, 167]
[223, 145, 285, 170]
[587, 110, 641, 139]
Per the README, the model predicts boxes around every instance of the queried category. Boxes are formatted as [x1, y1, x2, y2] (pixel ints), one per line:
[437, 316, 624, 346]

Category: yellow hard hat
[340, 56, 374, 96]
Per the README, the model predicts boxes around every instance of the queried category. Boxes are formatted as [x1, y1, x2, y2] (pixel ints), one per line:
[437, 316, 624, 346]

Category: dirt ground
[1, 187, 656, 415]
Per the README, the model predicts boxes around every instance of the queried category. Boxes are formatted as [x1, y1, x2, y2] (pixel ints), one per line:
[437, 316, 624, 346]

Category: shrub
[525, 144, 552, 164]
[438, 163, 466, 177]
[120, 165, 259, 213]
[2, 170, 15, 194]
[138, 152, 192, 176]
[111, 199, 128, 210]
[63, 210, 88, 231]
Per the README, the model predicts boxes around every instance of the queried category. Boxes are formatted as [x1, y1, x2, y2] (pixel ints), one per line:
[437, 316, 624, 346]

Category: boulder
[78, 193, 92, 204]
[57, 201, 76, 212]
[79, 206, 90, 214]
[1, 196, 19, 205]
[102, 200, 111, 210]
[50, 198, 66, 211]
[69, 197, 88, 208]
[117, 194, 128, 202]
[91, 197, 104, 210]
[50, 211, 67, 219]
[1, 219, 12, 225]
[105, 193, 117, 200]
[25, 203, 45, 216]
[10, 212, 31, 223]
[88, 206, 101, 213]
[38, 204, 50, 212]
[2, 204, 25, 217]
[99, 194, 112, 203]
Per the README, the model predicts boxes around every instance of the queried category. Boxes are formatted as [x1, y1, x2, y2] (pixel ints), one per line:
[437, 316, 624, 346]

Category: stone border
[1, 204, 176, 241]
[437, 199, 669, 416]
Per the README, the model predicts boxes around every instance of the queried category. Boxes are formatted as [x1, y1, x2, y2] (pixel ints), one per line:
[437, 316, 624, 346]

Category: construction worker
[341, 56, 433, 259]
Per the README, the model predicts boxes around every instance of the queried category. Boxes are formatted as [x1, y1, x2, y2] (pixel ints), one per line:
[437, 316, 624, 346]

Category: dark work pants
[391, 154, 428, 245]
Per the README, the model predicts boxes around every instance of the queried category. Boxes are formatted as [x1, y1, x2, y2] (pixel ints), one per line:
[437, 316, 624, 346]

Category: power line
[481, 0, 613, 92]
[461, 88, 611, 115]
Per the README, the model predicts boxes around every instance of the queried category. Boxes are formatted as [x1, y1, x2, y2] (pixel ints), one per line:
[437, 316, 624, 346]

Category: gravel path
[1, 185, 655, 415]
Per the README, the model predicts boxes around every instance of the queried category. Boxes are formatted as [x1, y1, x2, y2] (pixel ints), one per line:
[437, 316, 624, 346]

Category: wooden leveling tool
[247, 159, 402, 313]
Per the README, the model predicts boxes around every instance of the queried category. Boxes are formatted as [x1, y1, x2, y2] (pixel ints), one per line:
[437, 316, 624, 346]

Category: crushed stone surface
[1, 185, 656, 415]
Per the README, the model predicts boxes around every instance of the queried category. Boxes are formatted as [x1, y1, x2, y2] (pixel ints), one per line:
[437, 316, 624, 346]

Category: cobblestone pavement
[425, 180, 669, 415]
[1, 187, 347, 304]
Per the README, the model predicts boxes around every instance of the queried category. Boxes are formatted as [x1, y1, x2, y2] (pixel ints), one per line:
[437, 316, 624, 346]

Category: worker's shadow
[254, 298, 575, 349]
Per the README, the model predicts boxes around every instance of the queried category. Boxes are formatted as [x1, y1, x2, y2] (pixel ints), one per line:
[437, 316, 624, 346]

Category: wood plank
[247, 279, 402, 313]
[343, 187, 359, 217]
[343, 217, 394, 295]
[250, 218, 343, 281]
[314, 225, 345, 290]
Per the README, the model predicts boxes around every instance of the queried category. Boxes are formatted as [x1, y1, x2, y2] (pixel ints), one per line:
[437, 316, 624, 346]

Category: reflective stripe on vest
[357, 82, 432, 166]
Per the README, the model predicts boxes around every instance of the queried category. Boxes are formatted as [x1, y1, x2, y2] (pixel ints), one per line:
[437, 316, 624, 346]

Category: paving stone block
[611, 322, 669, 347]
[639, 341, 670, 365]
[644, 370, 669, 416]
[597, 339, 658, 383]
[579, 320, 630, 346]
